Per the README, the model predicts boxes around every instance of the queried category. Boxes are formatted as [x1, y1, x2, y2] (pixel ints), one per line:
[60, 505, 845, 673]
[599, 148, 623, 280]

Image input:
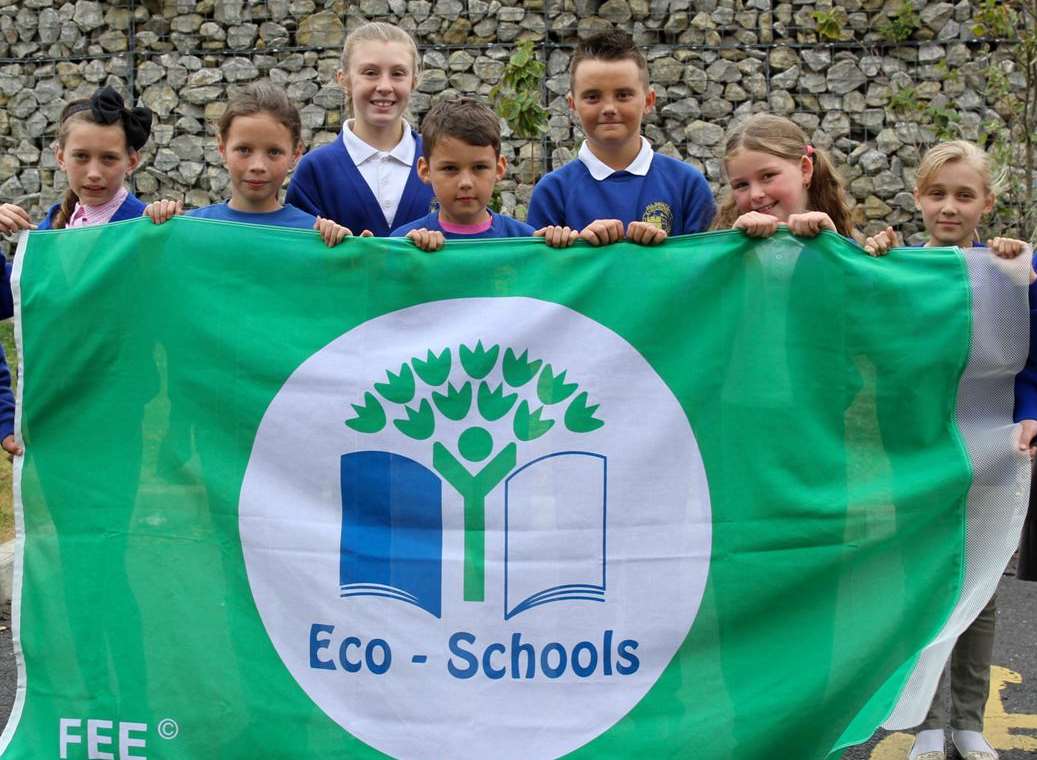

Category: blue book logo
[339, 451, 443, 618]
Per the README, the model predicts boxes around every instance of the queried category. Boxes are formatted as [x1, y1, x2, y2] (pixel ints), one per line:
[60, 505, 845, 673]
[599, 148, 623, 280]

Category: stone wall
[0, 0, 1025, 239]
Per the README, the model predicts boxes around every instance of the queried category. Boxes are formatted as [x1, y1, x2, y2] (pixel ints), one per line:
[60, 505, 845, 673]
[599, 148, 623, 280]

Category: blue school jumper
[36, 192, 147, 231]
[0, 191, 147, 439]
[187, 202, 316, 229]
[285, 130, 435, 237]
[390, 211, 534, 239]
[526, 148, 715, 235]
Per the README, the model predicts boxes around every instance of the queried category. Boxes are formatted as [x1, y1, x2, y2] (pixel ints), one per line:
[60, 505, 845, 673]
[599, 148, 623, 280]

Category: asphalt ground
[0, 567, 1032, 758]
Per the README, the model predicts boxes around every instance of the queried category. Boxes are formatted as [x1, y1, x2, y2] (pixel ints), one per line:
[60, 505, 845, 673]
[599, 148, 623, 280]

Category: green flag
[2, 219, 1030, 759]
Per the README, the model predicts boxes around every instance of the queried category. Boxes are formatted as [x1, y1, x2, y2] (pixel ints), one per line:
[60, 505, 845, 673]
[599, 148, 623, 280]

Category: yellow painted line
[869, 666, 1037, 759]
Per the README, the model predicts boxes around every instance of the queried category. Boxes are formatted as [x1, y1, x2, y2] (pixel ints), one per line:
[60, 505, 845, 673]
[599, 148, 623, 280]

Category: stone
[8, 91, 38, 120]
[651, 56, 683, 84]
[918, 44, 945, 63]
[826, 60, 866, 95]
[226, 23, 258, 49]
[599, 0, 633, 23]
[187, 68, 223, 87]
[442, 17, 473, 44]
[181, 85, 223, 105]
[449, 50, 474, 71]
[801, 48, 830, 72]
[417, 68, 448, 93]
[768, 46, 798, 70]
[684, 119, 725, 146]
[300, 104, 325, 129]
[222, 57, 258, 82]
[700, 97, 732, 118]
[771, 65, 799, 89]
[921, 2, 954, 30]
[170, 134, 205, 161]
[706, 58, 740, 82]
[474, 57, 505, 83]
[864, 195, 893, 219]
[72, 0, 104, 32]
[858, 149, 887, 174]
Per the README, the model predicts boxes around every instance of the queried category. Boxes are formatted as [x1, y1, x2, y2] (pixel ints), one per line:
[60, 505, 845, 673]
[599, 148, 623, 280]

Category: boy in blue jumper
[527, 30, 715, 247]
[392, 97, 545, 250]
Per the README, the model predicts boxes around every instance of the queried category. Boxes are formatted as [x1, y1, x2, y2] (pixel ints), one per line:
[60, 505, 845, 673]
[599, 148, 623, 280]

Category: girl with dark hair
[145, 81, 354, 245]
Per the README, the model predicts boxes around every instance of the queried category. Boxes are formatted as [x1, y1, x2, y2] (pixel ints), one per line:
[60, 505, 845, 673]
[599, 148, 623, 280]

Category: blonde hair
[712, 113, 855, 237]
[915, 140, 1003, 197]
[339, 22, 420, 116]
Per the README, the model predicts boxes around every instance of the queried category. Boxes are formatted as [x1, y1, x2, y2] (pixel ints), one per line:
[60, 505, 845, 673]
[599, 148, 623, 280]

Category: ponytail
[806, 147, 853, 237]
[51, 189, 79, 230]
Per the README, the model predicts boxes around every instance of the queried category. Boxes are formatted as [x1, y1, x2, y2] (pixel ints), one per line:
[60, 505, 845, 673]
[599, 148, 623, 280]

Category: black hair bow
[68, 86, 154, 151]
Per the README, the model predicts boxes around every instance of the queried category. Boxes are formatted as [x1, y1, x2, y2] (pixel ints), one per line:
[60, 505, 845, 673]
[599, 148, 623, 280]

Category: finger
[581, 227, 601, 246]
[608, 220, 623, 243]
[533, 227, 547, 238]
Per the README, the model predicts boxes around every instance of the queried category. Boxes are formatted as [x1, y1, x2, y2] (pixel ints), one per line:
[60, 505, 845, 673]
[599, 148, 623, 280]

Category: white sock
[951, 729, 997, 757]
[909, 729, 945, 758]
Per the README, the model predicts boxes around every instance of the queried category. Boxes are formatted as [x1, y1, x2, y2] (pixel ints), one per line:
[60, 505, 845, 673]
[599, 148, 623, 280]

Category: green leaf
[564, 391, 604, 433]
[537, 364, 578, 405]
[459, 341, 499, 379]
[502, 348, 542, 387]
[344, 392, 386, 434]
[432, 381, 472, 421]
[394, 399, 435, 440]
[477, 381, 517, 421]
[375, 363, 415, 404]
[513, 400, 554, 441]
[412, 348, 452, 386]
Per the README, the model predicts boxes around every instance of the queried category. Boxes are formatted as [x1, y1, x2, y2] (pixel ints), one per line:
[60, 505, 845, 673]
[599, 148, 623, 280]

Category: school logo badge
[239, 297, 711, 760]
[642, 201, 673, 233]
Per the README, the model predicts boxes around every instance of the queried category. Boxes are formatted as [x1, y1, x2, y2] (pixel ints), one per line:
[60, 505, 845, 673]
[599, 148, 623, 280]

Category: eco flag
[1, 219, 1030, 760]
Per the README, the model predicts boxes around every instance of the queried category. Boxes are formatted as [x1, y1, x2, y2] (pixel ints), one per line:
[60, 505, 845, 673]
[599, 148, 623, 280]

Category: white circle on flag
[240, 297, 711, 759]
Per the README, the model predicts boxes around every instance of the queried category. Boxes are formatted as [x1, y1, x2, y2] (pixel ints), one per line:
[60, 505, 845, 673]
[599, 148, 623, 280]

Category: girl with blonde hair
[286, 22, 434, 236]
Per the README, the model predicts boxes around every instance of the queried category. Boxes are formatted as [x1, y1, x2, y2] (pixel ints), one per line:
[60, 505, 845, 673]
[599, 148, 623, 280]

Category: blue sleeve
[683, 171, 717, 234]
[286, 158, 322, 218]
[526, 174, 564, 230]
[0, 343, 14, 441]
[1014, 278, 1037, 422]
[1, 259, 13, 321]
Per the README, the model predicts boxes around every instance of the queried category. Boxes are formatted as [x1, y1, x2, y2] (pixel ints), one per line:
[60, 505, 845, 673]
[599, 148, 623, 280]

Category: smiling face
[568, 58, 654, 161]
[417, 136, 506, 227]
[338, 39, 415, 136]
[218, 112, 302, 213]
[725, 148, 813, 222]
[914, 160, 994, 248]
[56, 121, 140, 207]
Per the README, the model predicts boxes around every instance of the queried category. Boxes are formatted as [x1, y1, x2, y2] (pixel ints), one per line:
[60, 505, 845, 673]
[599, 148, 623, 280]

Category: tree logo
[240, 297, 712, 760]
[341, 341, 604, 616]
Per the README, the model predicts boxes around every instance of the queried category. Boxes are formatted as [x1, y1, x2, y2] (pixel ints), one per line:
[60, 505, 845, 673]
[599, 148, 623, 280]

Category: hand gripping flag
[1, 219, 1030, 759]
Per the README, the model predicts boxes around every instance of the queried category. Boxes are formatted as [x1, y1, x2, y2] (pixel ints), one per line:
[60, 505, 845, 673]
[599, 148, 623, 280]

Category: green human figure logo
[345, 341, 604, 602]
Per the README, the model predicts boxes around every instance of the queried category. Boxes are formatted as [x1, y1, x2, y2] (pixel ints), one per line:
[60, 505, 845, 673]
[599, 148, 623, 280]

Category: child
[0, 85, 155, 458]
[284, 22, 434, 237]
[864, 140, 1033, 760]
[145, 82, 352, 246]
[390, 97, 537, 251]
[526, 29, 715, 247]
[712, 112, 857, 240]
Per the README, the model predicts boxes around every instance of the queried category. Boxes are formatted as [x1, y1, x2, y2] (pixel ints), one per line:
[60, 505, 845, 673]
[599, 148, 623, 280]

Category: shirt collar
[341, 120, 415, 167]
[577, 137, 653, 180]
[68, 185, 128, 228]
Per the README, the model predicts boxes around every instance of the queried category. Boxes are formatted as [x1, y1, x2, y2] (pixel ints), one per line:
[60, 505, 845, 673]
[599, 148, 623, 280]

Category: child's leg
[910, 675, 948, 758]
[949, 593, 997, 731]
[947, 593, 998, 757]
